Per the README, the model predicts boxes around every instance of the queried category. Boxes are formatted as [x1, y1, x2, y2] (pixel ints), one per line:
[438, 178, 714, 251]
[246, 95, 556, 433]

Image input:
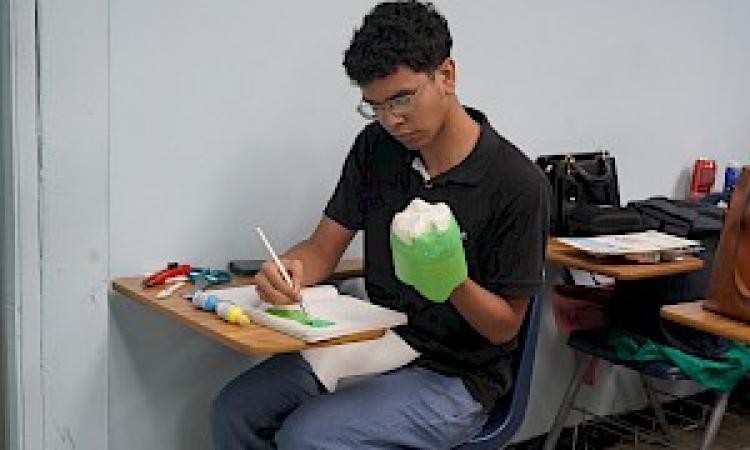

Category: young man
[212, 2, 548, 449]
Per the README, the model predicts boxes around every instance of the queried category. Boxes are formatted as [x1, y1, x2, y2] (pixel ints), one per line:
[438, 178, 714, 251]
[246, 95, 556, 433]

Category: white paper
[301, 330, 420, 391]
[209, 285, 408, 342]
[209, 284, 416, 391]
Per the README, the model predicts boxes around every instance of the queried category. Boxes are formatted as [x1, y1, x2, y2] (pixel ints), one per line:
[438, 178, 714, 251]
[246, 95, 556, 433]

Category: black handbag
[536, 150, 622, 236]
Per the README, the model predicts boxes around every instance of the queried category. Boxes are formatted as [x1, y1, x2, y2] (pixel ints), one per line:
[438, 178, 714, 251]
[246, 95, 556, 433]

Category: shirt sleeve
[483, 174, 550, 298]
[324, 131, 368, 231]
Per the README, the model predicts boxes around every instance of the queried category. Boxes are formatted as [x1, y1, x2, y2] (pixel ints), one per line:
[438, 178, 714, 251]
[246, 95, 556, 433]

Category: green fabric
[390, 215, 467, 302]
[608, 330, 750, 391]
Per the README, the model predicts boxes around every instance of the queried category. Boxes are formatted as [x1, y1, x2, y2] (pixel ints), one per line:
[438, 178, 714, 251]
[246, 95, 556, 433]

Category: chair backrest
[458, 295, 542, 450]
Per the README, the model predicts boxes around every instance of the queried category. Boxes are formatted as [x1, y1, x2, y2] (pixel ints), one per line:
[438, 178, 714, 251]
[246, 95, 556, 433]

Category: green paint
[266, 307, 335, 328]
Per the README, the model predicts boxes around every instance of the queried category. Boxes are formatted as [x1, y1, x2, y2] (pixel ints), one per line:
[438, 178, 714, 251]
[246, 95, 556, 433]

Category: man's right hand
[253, 258, 304, 305]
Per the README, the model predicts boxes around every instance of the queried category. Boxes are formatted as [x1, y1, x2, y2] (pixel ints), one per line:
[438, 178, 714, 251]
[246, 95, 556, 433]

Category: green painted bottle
[390, 214, 467, 302]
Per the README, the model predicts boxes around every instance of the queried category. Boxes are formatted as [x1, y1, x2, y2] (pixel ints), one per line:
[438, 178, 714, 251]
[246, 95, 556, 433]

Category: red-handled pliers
[143, 263, 192, 287]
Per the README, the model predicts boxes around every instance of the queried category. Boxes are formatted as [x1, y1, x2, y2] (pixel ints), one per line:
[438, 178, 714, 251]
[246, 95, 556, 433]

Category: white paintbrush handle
[256, 227, 293, 288]
[255, 227, 308, 313]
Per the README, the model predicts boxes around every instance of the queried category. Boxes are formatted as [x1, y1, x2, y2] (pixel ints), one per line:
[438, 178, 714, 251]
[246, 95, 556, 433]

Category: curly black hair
[343, 1, 452, 86]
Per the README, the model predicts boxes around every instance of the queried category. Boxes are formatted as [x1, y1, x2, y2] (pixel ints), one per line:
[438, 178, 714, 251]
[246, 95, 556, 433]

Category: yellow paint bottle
[216, 301, 250, 325]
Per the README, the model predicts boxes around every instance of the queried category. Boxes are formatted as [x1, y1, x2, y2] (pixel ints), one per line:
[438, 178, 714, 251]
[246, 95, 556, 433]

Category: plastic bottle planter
[390, 214, 467, 302]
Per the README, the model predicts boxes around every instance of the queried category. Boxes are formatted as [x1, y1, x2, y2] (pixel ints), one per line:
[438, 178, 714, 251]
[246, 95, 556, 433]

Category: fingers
[254, 272, 295, 305]
[285, 259, 304, 294]
[254, 259, 303, 305]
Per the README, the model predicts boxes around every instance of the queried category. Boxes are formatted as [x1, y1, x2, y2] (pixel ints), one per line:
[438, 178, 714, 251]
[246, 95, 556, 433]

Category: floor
[605, 412, 750, 450]
[510, 379, 750, 450]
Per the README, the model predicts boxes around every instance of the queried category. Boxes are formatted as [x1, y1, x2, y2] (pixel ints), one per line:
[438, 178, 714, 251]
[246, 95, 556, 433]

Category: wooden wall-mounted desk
[546, 238, 704, 280]
[111, 260, 372, 355]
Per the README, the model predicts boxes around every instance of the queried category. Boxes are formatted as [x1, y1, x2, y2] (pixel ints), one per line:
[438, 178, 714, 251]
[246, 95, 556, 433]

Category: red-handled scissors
[143, 263, 192, 287]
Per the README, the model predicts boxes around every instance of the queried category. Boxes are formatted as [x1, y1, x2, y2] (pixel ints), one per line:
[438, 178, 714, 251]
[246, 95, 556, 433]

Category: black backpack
[629, 197, 723, 238]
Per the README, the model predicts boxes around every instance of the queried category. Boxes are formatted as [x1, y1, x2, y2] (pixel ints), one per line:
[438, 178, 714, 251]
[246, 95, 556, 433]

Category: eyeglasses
[356, 78, 432, 120]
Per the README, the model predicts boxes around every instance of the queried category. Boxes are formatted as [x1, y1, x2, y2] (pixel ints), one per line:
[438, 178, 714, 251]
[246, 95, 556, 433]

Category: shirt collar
[408, 107, 492, 187]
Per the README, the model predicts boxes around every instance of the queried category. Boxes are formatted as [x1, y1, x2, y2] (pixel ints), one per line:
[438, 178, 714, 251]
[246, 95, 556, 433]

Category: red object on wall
[689, 158, 717, 200]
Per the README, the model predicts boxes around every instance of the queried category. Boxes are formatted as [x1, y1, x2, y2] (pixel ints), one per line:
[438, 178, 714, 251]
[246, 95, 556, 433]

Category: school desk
[543, 239, 713, 450]
[661, 301, 750, 346]
[546, 238, 704, 280]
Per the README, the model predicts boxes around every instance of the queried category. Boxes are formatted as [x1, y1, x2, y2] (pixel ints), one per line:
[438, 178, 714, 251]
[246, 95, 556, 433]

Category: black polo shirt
[324, 107, 549, 411]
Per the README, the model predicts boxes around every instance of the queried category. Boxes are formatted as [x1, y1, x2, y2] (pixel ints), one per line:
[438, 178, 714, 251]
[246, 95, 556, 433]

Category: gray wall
[9, 1, 750, 449]
[6, 0, 43, 447]
[36, 0, 110, 448]
[1, 0, 10, 445]
[108, 3, 374, 448]
[108, 1, 750, 448]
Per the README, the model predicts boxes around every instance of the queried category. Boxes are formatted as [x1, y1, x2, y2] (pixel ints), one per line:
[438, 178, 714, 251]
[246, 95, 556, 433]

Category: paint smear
[266, 307, 335, 328]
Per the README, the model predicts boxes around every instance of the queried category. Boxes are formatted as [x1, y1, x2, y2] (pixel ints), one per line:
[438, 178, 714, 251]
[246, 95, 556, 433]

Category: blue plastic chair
[457, 295, 542, 450]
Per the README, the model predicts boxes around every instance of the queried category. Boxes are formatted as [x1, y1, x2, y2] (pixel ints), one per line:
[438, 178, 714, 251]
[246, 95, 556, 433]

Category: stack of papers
[557, 231, 701, 262]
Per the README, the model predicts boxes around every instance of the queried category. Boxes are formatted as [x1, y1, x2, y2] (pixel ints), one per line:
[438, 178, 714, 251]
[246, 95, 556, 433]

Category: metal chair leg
[543, 355, 591, 450]
[700, 390, 731, 450]
[640, 374, 673, 442]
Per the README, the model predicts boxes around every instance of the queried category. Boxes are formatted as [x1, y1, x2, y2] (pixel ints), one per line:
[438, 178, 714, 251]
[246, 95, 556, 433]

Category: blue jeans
[211, 353, 487, 450]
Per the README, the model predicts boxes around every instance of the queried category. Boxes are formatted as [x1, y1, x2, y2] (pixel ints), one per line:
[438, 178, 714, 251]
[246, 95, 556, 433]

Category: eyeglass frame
[356, 73, 435, 120]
